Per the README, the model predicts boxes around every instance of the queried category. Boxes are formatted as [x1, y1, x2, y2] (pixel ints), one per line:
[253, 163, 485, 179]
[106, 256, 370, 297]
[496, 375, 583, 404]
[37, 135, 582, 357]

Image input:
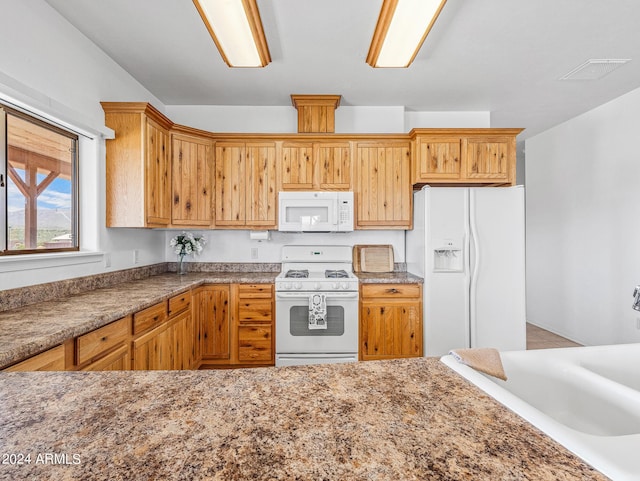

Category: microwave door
[280, 199, 336, 232]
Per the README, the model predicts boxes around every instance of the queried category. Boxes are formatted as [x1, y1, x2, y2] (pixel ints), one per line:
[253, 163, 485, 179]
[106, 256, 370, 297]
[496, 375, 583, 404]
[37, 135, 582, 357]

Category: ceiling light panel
[194, 0, 271, 68]
[368, 0, 447, 68]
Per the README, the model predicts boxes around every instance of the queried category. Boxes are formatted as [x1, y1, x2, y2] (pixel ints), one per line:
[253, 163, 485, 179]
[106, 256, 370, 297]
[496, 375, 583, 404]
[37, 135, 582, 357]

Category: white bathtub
[441, 344, 640, 481]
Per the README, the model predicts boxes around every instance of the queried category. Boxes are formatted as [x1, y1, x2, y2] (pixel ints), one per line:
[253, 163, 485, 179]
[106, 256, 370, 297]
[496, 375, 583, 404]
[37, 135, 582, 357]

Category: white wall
[164, 229, 406, 265]
[0, 0, 167, 290]
[525, 85, 640, 345]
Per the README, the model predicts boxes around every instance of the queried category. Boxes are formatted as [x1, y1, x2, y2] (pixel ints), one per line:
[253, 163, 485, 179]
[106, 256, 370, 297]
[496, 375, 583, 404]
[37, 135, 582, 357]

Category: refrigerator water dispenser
[433, 239, 463, 272]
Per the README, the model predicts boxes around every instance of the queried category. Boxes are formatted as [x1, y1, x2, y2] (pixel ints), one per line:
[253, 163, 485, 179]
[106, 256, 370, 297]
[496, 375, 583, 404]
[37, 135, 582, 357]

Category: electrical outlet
[133, 249, 140, 264]
[104, 252, 111, 268]
[636, 318, 640, 330]
[251, 247, 259, 260]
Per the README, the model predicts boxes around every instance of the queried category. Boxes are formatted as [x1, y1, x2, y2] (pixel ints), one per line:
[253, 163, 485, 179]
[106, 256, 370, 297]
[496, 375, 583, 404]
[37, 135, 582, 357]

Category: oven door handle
[276, 291, 359, 300]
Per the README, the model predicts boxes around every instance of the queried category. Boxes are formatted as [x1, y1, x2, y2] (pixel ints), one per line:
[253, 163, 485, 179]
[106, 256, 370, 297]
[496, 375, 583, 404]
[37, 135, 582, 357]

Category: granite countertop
[0, 272, 278, 369]
[0, 268, 422, 369]
[0, 358, 606, 480]
[356, 271, 423, 284]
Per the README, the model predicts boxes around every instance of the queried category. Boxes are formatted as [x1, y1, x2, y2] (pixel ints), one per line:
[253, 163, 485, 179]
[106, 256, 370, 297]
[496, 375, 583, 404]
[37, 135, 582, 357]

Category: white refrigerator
[406, 186, 526, 356]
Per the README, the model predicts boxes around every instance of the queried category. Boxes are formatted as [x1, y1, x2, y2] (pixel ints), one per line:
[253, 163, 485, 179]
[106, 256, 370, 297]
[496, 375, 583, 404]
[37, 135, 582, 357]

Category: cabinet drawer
[168, 290, 191, 317]
[238, 325, 273, 362]
[133, 302, 168, 335]
[238, 284, 273, 298]
[238, 299, 273, 322]
[4, 344, 66, 372]
[361, 284, 421, 299]
[76, 316, 131, 365]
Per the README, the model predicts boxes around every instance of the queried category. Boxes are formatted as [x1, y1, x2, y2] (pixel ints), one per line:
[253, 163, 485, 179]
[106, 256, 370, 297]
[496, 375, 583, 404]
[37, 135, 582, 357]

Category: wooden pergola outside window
[1, 104, 78, 254]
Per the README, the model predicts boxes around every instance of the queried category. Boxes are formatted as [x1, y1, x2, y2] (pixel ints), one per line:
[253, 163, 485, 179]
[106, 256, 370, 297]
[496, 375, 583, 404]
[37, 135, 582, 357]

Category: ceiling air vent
[559, 59, 631, 80]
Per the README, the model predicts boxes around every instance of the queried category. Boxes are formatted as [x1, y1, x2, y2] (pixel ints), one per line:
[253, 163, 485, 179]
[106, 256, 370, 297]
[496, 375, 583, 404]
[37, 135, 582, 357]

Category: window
[0, 103, 79, 255]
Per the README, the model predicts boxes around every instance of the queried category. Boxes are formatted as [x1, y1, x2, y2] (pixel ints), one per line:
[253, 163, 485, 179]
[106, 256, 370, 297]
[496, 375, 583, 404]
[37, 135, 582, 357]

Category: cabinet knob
[387, 288, 399, 294]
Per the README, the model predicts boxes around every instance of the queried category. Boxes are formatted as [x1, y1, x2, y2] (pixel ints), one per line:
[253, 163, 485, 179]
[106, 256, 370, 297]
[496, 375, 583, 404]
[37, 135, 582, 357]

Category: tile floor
[526, 323, 582, 350]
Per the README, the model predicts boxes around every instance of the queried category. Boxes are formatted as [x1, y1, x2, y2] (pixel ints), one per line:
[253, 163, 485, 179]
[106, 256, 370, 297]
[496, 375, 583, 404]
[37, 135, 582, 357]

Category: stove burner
[285, 269, 309, 279]
[325, 269, 349, 279]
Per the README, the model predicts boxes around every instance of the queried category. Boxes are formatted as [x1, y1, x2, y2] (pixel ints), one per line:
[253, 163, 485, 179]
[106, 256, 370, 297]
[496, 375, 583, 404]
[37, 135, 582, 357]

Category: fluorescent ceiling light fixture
[367, 0, 447, 68]
[193, 0, 271, 67]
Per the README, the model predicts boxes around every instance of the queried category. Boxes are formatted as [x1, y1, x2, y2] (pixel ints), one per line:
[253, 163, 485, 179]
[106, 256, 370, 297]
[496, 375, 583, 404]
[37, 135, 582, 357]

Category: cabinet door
[414, 136, 462, 182]
[355, 142, 412, 229]
[197, 285, 231, 361]
[464, 136, 511, 182]
[145, 117, 171, 226]
[172, 133, 213, 226]
[82, 344, 131, 371]
[132, 320, 174, 370]
[215, 142, 246, 226]
[360, 302, 422, 360]
[280, 142, 314, 190]
[246, 142, 277, 228]
[4, 344, 66, 372]
[170, 310, 189, 370]
[316, 142, 351, 190]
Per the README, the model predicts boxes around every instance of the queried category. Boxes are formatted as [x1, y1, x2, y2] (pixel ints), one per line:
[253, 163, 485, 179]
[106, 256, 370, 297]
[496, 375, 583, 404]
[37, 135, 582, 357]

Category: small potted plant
[170, 231, 206, 275]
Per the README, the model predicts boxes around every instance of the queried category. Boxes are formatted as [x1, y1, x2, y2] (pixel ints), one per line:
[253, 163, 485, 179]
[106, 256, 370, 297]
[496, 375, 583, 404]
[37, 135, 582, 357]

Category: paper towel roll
[249, 230, 270, 241]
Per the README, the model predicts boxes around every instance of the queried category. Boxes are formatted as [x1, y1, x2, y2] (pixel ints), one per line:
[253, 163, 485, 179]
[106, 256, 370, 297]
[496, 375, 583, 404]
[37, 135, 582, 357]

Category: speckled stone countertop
[0, 358, 607, 480]
[356, 271, 423, 284]
[0, 272, 278, 369]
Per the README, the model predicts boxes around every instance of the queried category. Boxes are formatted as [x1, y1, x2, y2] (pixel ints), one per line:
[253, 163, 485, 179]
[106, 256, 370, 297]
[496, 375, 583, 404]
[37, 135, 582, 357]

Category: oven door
[275, 291, 358, 355]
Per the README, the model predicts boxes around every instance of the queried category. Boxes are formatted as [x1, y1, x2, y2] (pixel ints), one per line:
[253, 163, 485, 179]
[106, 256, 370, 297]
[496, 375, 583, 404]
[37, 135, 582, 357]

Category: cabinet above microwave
[278, 192, 354, 232]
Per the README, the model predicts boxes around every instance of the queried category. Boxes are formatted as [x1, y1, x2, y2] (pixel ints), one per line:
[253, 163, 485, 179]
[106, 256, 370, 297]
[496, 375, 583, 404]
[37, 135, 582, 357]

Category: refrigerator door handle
[469, 190, 480, 348]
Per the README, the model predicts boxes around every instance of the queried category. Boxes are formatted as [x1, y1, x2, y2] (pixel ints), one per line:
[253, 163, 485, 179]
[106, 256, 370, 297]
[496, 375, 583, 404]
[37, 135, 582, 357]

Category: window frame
[0, 103, 80, 256]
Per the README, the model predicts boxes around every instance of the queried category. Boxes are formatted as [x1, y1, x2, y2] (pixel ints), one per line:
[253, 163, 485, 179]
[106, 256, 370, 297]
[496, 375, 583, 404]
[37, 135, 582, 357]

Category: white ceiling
[45, 0, 640, 139]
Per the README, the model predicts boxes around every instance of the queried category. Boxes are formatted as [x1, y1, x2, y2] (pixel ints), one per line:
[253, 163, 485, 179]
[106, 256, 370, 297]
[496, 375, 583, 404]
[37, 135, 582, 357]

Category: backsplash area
[163, 229, 406, 264]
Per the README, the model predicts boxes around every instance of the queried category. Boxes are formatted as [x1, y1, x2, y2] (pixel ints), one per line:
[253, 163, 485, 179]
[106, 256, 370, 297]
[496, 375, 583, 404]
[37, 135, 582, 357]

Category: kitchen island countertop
[0, 357, 607, 480]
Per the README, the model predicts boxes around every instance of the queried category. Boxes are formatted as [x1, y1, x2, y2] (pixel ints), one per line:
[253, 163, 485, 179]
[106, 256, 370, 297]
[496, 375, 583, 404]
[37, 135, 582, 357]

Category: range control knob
[341, 282, 349, 290]
[283, 282, 292, 290]
[331, 282, 339, 289]
[314, 282, 321, 290]
[294, 282, 303, 290]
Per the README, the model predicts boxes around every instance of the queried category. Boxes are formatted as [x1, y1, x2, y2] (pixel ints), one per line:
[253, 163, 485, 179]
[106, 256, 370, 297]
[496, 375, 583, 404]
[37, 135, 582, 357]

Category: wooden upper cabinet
[464, 135, 511, 182]
[171, 132, 213, 227]
[246, 143, 277, 227]
[413, 136, 462, 181]
[316, 142, 351, 190]
[102, 102, 172, 227]
[215, 141, 245, 226]
[280, 142, 314, 190]
[411, 129, 522, 186]
[355, 141, 412, 229]
[215, 141, 276, 228]
[278, 141, 351, 191]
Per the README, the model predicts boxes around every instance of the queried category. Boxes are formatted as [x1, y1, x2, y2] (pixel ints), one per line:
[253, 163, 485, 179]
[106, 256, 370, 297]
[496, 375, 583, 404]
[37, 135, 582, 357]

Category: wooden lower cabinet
[132, 317, 174, 370]
[235, 284, 274, 366]
[131, 292, 194, 371]
[196, 285, 231, 364]
[198, 283, 274, 368]
[359, 284, 423, 361]
[82, 344, 131, 371]
[3, 344, 66, 372]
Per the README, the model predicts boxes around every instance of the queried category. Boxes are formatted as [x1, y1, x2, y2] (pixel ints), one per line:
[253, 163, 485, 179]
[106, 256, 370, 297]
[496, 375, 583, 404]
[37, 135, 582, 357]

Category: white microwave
[278, 191, 354, 232]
